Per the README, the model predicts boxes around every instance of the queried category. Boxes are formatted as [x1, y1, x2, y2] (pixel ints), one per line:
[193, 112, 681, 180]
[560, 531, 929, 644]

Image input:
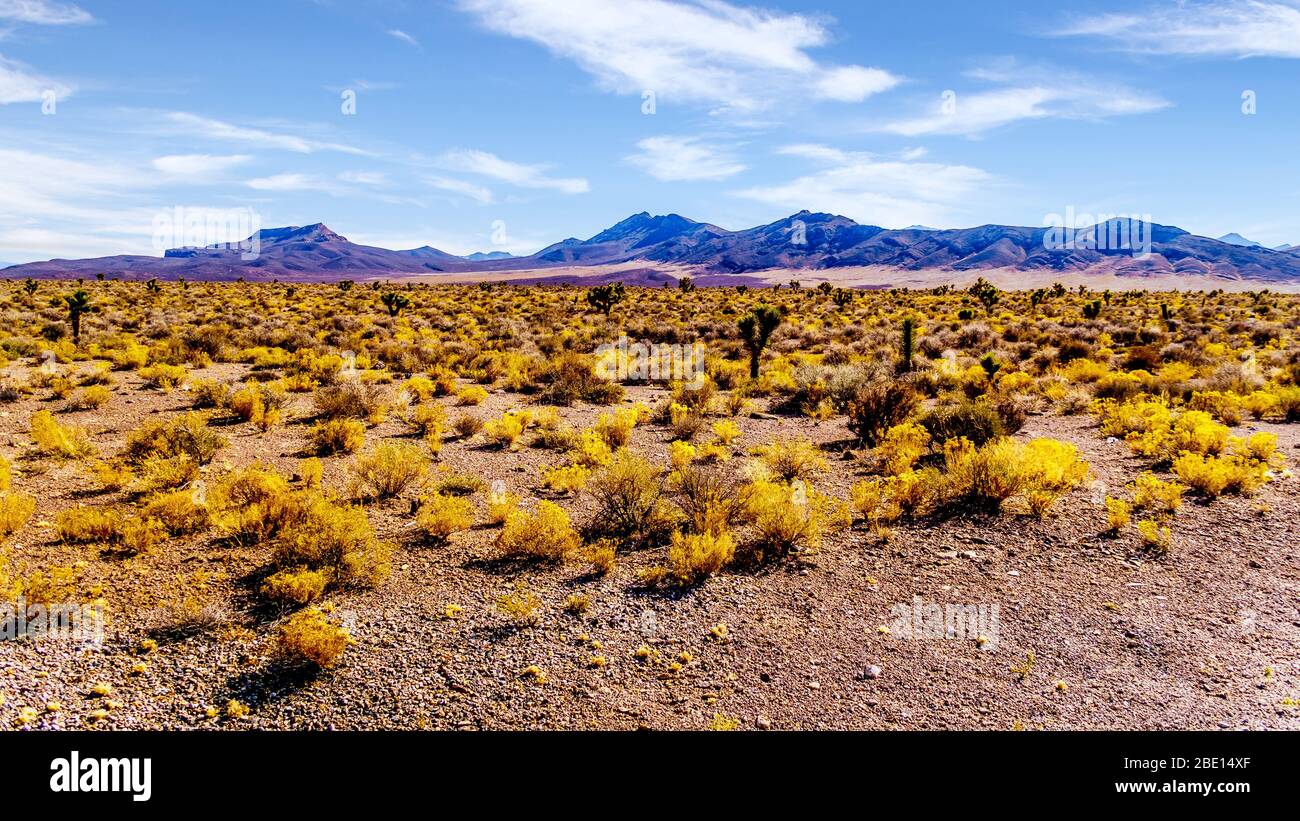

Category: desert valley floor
[1, 370, 1297, 730]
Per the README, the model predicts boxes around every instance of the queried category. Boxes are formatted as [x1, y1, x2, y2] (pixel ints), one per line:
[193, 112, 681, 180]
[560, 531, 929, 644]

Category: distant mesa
[6, 214, 1300, 285]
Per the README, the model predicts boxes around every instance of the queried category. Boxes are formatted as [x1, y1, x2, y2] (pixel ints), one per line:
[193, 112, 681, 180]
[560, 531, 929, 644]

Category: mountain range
[1216, 232, 1295, 252]
[6, 211, 1300, 285]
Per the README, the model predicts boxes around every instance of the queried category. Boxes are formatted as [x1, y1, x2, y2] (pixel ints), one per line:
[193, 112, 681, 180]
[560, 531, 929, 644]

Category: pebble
[864, 665, 882, 680]
[755, 715, 772, 730]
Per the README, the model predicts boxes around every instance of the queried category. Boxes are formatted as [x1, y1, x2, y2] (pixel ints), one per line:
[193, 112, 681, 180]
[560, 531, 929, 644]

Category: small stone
[864, 665, 883, 680]
[756, 716, 772, 730]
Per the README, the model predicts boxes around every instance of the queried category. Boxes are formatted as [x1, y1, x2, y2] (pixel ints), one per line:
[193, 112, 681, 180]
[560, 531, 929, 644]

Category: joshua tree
[146, 278, 161, 294]
[816, 282, 833, 296]
[968, 277, 1000, 313]
[1030, 288, 1046, 313]
[63, 289, 94, 345]
[338, 280, 354, 292]
[585, 283, 626, 317]
[1102, 289, 1112, 305]
[980, 353, 1002, 379]
[738, 304, 782, 379]
[23, 278, 37, 296]
[1082, 300, 1102, 320]
[736, 285, 749, 295]
[898, 317, 915, 373]
[1050, 282, 1066, 300]
[95, 273, 105, 281]
[381, 291, 411, 317]
[677, 276, 695, 293]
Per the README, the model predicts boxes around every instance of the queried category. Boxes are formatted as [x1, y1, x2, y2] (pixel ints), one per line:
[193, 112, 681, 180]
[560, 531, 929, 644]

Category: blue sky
[1, 0, 1299, 263]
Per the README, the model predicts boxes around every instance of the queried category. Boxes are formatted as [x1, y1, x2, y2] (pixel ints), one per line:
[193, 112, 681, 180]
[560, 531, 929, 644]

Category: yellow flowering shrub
[497, 501, 581, 560]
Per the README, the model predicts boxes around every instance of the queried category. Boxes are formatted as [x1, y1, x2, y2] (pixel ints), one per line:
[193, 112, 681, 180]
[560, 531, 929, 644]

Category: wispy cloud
[814, 66, 900, 102]
[1057, 1, 1300, 59]
[152, 154, 252, 180]
[733, 144, 992, 228]
[0, 146, 255, 260]
[387, 28, 420, 47]
[878, 62, 1169, 137]
[457, 0, 900, 112]
[427, 175, 495, 204]
[436, 148, 588, 194]
[0, 0, 94, 25]
[0, 54, 71, 104]
[162, 112, 370, 155]
[245, 173, 336, 193]
[626, 135, 745, 181]
[338, 170, 388, 186]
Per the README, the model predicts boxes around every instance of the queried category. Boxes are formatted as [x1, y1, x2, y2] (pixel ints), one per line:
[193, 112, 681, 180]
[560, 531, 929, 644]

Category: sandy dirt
[1, 361, 1296, 731]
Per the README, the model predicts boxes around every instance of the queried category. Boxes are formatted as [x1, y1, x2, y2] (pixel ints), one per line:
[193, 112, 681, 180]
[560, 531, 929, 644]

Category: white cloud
[456, 0, 899, 112]
[151, 153, 252, 179]
[0, 0, 93, 25]
[878, 64, 1169, 136]
[733, 145, 992, 228]
[0, 147, 262, 260]
[387, 28, 420, 47]
[0, 54, 71, 104]
[427, 175, 494, 204]
[245, 173, 334, 192]
[436, 148, 588, 194]
[0, 147, 146, 223]
[338, 170, 388, 186]
[777, 143, 850, 163]
[1058, 1, 1300, 58]
[814, 66, 899, 102]
[626, 135, 745, 181]
[163, 112, 369, 155]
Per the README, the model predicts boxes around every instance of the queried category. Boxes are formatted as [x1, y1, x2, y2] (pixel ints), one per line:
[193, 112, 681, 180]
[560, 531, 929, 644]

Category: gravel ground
[1, 362, 1297, 731]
